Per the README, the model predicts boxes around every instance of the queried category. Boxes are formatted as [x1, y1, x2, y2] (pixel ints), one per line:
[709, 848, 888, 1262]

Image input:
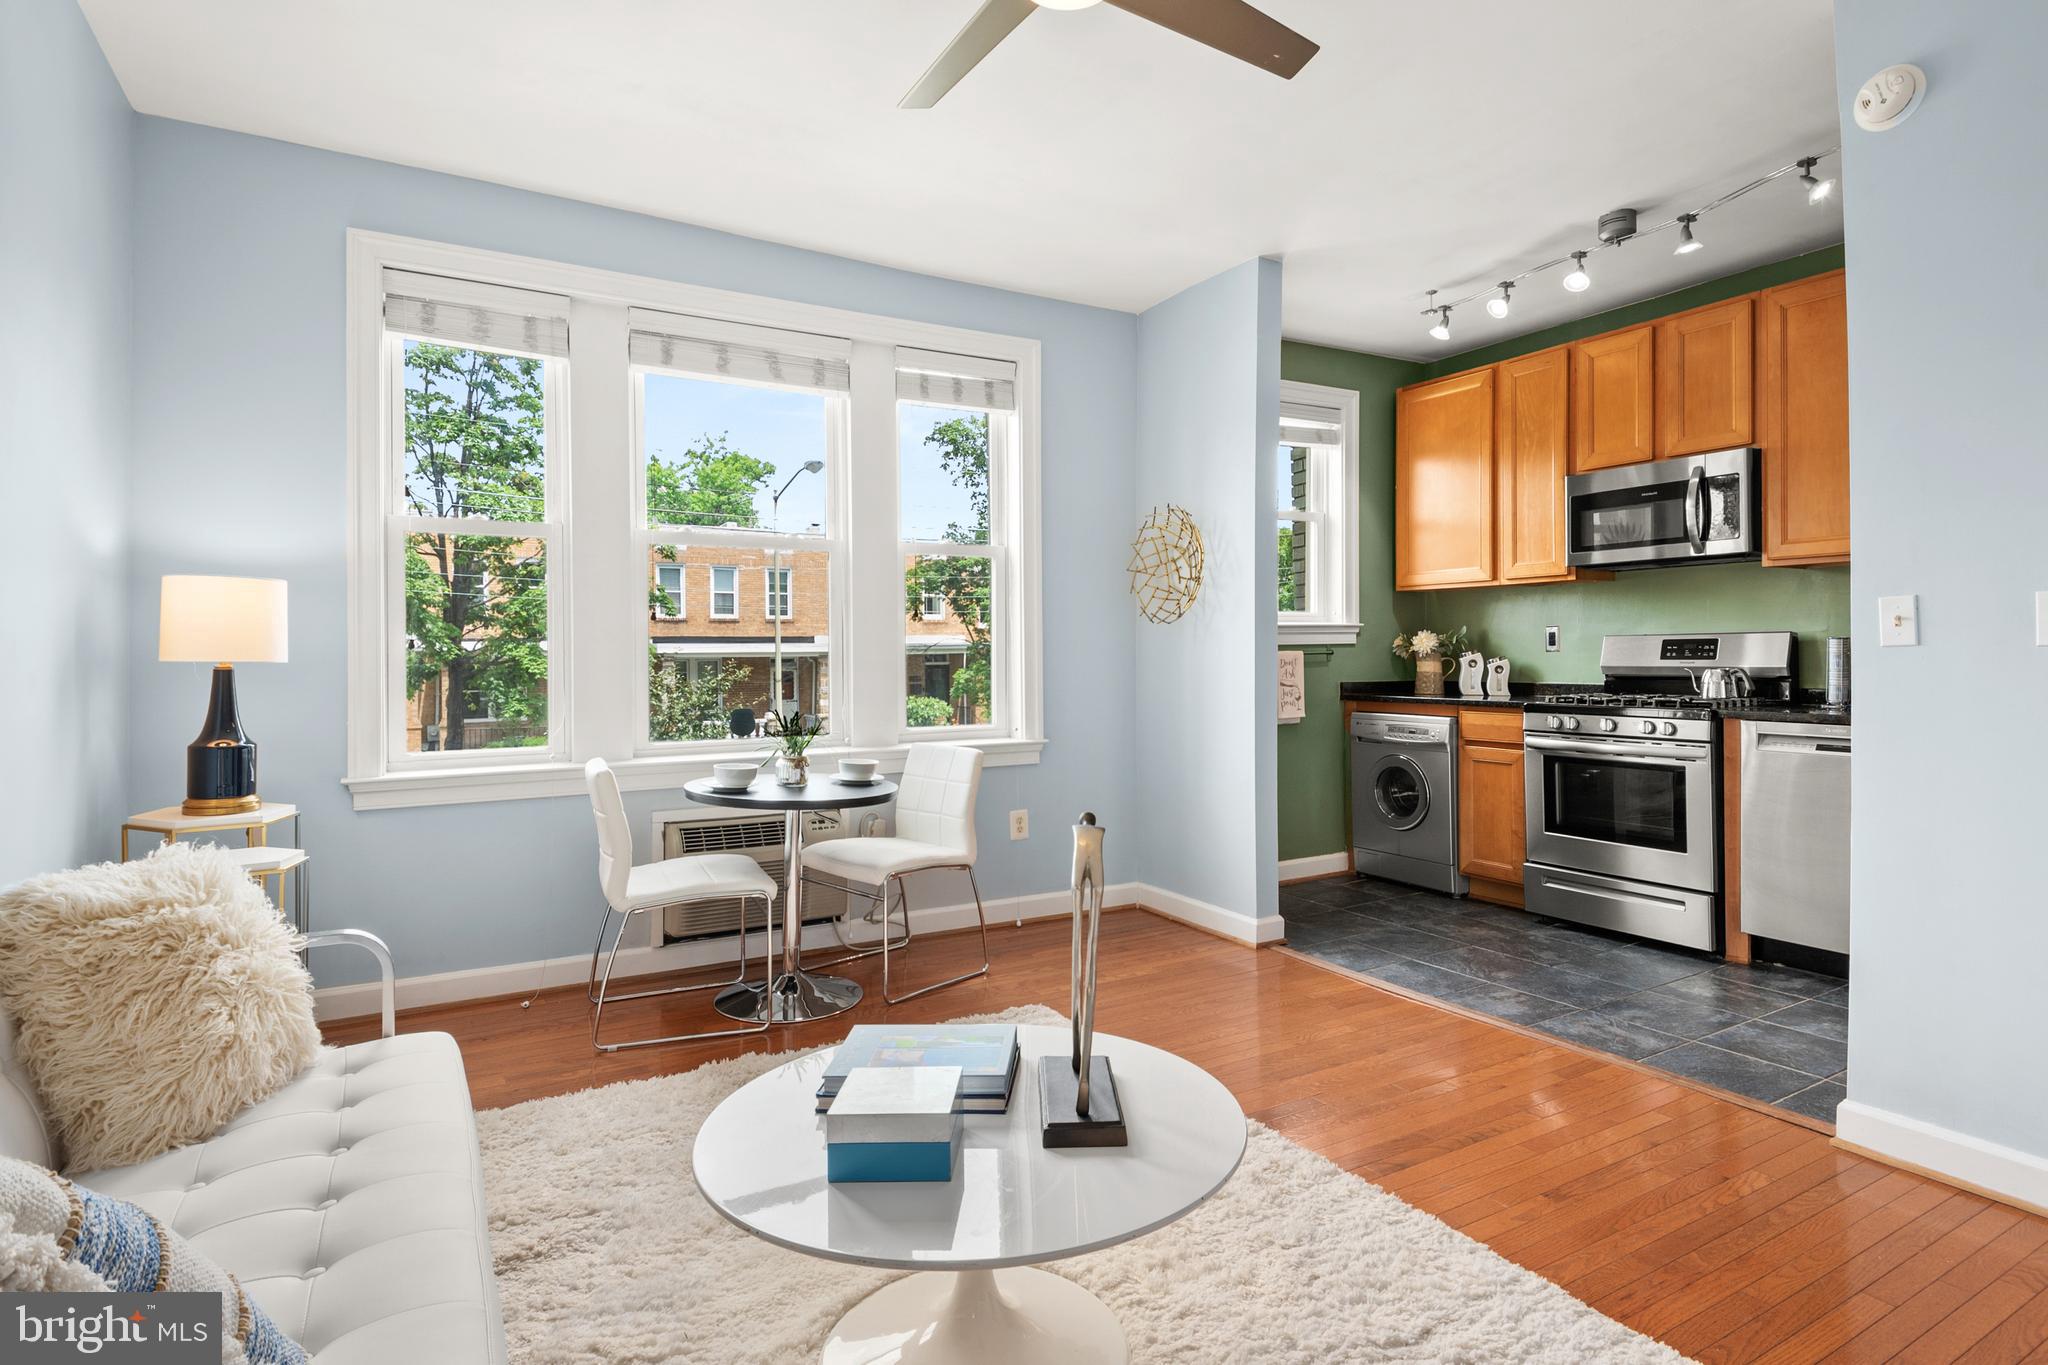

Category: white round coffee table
[693, 1023, 1245, 1364]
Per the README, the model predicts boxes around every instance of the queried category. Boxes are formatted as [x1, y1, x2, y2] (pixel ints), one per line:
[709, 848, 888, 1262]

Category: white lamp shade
[159, 575, 289, 663]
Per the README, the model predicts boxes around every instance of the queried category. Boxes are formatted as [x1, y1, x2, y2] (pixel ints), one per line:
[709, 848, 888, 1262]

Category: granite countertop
[1337, 680, 1851, 724]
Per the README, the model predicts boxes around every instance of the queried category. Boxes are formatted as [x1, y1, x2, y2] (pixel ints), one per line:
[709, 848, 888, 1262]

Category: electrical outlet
[1009, 810, 1028, 840]
[1544, 625, 1561, 653]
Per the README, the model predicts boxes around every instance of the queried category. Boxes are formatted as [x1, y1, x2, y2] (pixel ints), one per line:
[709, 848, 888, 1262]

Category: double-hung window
[1276, 379, 1362, 646]
[379, 271, 568, 762]
[346, 233, 1041, 808]
[898, 349, 1015, 733]
[634, 309, 846, 742]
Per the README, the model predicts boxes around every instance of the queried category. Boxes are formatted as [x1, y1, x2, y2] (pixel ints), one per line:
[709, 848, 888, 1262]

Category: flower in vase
[1410, 629, 1441, 658]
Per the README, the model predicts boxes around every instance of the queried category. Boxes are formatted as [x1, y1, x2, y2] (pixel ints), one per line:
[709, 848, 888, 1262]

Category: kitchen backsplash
[1396, 562, 1850, 684]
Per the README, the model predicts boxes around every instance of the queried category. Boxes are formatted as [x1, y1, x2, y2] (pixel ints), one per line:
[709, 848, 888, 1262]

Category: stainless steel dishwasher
[1740, 720, 1852, 953]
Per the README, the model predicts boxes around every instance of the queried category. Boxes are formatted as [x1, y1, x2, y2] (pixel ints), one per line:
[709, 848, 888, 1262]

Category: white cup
[711, 762, 756, 791]
[837, 758, 878, 784]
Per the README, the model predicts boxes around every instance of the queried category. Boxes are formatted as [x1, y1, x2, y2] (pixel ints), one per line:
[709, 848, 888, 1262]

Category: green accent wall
[1274, 341, 1422, 863]
[1276, 247, 1852, 864]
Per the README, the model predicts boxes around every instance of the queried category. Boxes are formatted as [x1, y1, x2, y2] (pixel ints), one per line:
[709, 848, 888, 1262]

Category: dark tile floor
[1281, 874, 1849, 1124]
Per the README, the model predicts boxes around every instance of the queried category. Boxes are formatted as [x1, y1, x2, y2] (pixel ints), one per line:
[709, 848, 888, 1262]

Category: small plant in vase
[764, 709, 823, 786]
[1392, 626, 1469, 698]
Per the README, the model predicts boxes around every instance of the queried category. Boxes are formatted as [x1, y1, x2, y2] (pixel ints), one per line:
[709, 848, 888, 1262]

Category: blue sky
[643, 375, 979, 540]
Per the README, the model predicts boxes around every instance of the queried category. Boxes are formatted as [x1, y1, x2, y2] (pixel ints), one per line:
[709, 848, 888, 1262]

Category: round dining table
[683, 773, 897, 1025]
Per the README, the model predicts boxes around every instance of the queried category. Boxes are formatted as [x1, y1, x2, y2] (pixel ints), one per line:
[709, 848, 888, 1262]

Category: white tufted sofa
[0, 932, 506, 1364]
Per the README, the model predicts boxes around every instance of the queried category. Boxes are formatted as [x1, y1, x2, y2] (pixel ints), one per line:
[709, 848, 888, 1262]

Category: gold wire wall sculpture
[1127, 504, 1205, 624]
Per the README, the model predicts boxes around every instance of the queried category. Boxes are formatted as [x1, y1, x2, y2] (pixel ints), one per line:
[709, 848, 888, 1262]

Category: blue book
[827, 1141, 956, 1183]
[818, 1024, 1018, 1101]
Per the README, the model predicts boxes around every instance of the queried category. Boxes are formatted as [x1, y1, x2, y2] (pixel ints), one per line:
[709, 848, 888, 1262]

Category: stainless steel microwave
[1564, 446, 1760, 569]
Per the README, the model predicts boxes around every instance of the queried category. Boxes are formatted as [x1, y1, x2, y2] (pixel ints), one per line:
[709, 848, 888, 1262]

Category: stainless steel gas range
[1521, 632, 1796, 952]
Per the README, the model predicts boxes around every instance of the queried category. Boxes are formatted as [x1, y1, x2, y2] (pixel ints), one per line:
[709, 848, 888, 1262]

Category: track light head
[1673, 214, 1704, 255]
[1486, 282, 1513, 320]
[1797, 157, 1836, 204]
[1429, 307, 1452, 342]
[1562, 252, 1592, 293]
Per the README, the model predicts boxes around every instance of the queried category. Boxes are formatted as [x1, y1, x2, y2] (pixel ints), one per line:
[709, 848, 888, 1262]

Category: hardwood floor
[323, 910, 2048, 1363]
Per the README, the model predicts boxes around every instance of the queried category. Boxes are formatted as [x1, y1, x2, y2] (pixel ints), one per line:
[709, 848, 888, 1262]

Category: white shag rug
[477, 1006, 1687, 1364]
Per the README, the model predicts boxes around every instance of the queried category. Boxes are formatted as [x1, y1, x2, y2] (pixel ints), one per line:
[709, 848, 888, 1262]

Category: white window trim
[1276, 378, 1361, 647]
[344, 230, 1044, 809]
[654, 562, 686, 620]
[708, 565, 740, 621]
[763, 566, 793, 621]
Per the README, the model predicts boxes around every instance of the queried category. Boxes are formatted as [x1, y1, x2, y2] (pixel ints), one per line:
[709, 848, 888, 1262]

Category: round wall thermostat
[1854, 63, 1926, 132]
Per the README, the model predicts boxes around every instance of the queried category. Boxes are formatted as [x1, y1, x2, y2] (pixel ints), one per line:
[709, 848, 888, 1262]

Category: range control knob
[1599, 717, 1618, 732]
[1547, 715, 1563, 730]
[1563, 716, 1582, 731]
[1660, 721, 1679, 737]
[1639, 720, 1657, 735]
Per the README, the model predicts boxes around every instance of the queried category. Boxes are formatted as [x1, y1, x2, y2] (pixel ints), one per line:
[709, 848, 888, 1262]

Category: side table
[120, 803, 308, 936]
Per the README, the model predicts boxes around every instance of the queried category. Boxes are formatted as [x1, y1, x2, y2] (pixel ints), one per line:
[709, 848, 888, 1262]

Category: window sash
[764, 566, 792, 620]
[709, 566, 738, 619]
[654, 563, 686, 619]
[897, 409, 1011, 738]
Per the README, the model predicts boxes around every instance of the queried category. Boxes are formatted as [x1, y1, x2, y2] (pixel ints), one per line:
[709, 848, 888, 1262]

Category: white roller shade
[1279, 399, 1342, 447]
[382, 269, 570, 358]
[628, 308, 851, 391]
[895, 346, 1017, 411]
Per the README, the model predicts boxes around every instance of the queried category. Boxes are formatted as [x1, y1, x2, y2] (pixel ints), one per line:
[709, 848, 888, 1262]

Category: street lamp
[770, 460, 824, 724]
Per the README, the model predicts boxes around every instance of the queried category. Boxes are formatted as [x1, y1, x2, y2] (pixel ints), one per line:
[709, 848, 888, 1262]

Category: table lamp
[159, 575, 289, 815]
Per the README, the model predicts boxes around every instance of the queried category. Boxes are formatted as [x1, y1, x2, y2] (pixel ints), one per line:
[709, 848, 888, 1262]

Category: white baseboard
[1836, 1099, 2048, 1212]
[312, 881, 1140, 1022]
[1279, 852, 1349, 881]
[1129, 882, 1285, 946]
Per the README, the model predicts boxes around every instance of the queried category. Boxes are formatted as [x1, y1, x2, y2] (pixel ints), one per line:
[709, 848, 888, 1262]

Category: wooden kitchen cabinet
[1655, 295, 1755, 457]
[1495, 346, 1574, 582]
[1758, 271, 1851, 564]
[1570, 324, 1656, 470]
[1458, 735, 1526, 892]
[1395, 368, 1496, 589]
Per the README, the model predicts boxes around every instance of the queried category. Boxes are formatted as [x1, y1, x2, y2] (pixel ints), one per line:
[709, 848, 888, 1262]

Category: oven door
[1523, 734, 1718, 892]
[1565, 447, 1759, 568]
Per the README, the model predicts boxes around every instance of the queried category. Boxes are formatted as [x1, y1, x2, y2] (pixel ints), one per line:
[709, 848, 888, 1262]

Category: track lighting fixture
[1409, 145, 1836, 332]
[1797, 156, 1835, 204]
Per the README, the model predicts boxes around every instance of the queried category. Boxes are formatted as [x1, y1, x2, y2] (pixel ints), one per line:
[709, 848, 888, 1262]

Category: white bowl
[710, 762, 757, 791]
[837, 759, 879, 783]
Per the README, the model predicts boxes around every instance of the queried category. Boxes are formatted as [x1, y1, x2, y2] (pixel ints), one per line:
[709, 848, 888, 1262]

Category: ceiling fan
[901, 0, 1319, 109]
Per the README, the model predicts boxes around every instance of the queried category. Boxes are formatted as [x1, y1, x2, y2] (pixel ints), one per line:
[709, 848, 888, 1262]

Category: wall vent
[655, 807, 853, 943]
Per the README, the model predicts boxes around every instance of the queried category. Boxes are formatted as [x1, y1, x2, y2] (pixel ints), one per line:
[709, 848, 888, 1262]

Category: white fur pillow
[0, 843, 322, 1171]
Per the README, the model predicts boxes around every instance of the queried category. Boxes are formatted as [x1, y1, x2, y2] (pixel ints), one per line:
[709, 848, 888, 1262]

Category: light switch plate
[1544, 625, 1561, 653]
[1878, 594, 1919, 647]
[2037, 592, 2048, 647]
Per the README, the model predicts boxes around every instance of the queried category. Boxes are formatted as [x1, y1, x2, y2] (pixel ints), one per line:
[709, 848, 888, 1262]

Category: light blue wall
[1131, 259, 1281, 924]
[125, 118, 1140, 981]
[0, 0, 132, 884]
[1835, 1, 2048, 1161]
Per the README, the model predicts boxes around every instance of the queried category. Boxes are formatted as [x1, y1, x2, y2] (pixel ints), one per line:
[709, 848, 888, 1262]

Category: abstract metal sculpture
[1040, 812, 1127, 1147]
[1128, 504, 1204, 624]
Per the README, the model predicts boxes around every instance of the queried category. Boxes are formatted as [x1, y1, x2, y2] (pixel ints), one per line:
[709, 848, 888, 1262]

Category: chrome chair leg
[591, 895, 774, 1052]
[805, 873, 910, 969]
[586, 905, 619, 1004]
[882, 866, 991, 1005]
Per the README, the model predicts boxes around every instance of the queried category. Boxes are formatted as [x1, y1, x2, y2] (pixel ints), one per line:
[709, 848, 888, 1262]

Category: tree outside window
[903, 413, 993, 726]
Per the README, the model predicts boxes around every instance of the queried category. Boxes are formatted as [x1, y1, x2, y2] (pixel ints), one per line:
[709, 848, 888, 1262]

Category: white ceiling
[79, 0, 1843, 360]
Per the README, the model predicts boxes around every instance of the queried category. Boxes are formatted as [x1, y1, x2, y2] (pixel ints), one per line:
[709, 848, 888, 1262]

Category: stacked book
[825, 1065, 961, 1182]
[815, 1024, 1020, 1114]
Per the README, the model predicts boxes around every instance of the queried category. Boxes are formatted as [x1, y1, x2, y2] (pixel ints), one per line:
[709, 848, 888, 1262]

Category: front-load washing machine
[1349, 711, 1467, 895]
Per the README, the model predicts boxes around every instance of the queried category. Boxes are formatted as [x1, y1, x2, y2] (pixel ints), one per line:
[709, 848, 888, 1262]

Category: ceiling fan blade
[1104, 0, 1319, 79]
[900, 0, 1038, 108]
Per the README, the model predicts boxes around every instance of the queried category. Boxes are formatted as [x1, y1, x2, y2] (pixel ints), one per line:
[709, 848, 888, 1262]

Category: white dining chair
[804, 743, 989, 1004]
[584, 758, 778, 1051]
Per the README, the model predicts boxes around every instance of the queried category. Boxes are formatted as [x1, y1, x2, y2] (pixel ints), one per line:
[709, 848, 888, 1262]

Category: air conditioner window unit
[653, 806, 854, 944]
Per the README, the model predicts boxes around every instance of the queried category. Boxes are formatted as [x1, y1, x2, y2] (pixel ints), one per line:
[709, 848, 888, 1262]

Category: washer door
[1370, 755, 1431, 832]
